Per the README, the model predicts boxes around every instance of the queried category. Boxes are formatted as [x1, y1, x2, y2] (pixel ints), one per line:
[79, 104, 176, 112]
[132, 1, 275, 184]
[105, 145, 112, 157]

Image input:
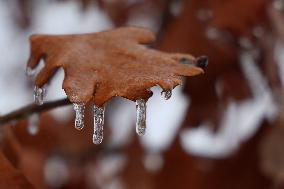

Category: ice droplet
[28, 113, 40, 135]
[73, 103, 85, 130]
[161, 89, 172, 100]
[34, 86, 45, 105]
[93, 105, 105, 144]
[136, 99, 146, 136]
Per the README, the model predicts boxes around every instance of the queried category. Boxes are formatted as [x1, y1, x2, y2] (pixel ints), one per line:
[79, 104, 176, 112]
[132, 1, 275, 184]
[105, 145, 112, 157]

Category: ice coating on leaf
[161, 89, 172, 100]
[26, 27, 205, 106]
[136, 99, 146, 136]
[34, 86, 45, 105]
[73, 103, 85, 130]
[28, 113, 40, 135]
[24, 27, 208, 145]
[93, 105, 105, 144]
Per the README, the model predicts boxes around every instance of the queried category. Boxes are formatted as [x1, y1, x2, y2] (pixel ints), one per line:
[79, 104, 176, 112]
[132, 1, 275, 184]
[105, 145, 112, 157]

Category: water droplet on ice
[34, 86, 45, 105]
[73, 103, 85, 130]
[161, 89, 172, 100]
[28, 113, 40, 135]
[93, 105, 105, 144]
[136, 99, 146, 136]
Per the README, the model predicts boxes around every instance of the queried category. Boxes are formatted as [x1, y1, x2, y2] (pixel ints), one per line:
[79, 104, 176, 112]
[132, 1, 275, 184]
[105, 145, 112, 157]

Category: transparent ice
[161, 89, 172, 100]
[136, 99, 146, 136]
[34, 86, 46, 105]
[28, 113, 40, 135]
[93, 105, 105, 144]
[73, 103, 85, 130]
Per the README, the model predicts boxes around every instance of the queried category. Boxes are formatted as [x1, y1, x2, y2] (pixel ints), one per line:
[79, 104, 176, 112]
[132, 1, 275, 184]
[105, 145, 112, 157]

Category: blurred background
[0, 0, 284, 188]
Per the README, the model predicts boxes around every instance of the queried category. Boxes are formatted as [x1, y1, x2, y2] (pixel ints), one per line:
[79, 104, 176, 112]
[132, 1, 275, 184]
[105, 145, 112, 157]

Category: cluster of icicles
[33, 85, 172, 144]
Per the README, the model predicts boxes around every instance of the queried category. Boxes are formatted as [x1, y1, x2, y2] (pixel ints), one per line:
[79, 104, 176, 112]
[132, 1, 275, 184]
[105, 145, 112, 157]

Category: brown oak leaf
[27, 27, 205, 106]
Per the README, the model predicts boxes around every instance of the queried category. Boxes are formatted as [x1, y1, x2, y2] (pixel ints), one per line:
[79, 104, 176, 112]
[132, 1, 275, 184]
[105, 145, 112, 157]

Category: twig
[0, 98, 71, 125]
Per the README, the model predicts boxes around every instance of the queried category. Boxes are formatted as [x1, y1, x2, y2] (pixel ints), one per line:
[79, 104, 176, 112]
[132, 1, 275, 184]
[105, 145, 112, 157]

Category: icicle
[28, 113, 40, 135]
[34, 86, 45, 105]
[73, 103, 85, 130]
[161, 89, 172, 100]
[93, 105, 105, 144]
[136, 99, 146, 136]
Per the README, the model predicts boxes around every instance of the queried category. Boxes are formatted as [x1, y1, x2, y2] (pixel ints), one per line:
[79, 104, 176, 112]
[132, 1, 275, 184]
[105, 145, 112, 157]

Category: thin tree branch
[0, 98, 71, 125]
